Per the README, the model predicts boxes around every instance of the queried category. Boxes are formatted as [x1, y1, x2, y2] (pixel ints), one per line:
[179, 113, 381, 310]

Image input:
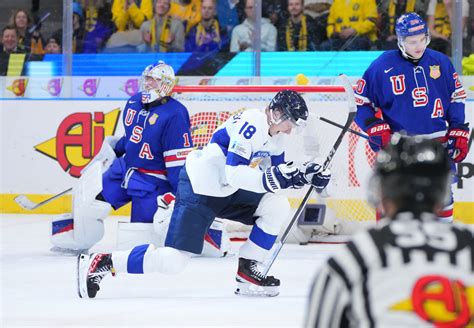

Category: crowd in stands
[0, 0, 472, 57]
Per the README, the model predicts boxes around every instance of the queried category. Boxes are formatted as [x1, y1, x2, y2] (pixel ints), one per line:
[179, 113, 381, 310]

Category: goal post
[172, 84, 377, 242]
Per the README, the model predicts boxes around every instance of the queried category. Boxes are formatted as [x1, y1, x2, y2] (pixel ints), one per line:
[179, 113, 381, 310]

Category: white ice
[1, 214, 342, 327]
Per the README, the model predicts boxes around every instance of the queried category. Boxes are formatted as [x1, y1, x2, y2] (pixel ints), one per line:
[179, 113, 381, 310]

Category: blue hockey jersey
[354, 49, 466, 139]
[114, 92, 193, 192]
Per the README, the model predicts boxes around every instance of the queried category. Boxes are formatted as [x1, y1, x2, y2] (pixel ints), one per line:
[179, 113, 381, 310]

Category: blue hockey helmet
[369, 134, 451, 214]
[395, 12, 430, 59]
[268, 90, 308, 127]
[140, 61, 177, 104]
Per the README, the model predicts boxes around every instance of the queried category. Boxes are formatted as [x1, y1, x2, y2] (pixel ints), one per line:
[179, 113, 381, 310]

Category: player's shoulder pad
[240, 108, 266, 121]
[166, 97, 187, 110]
[125, 93, 143, 109]
[424, 48, 453, 67]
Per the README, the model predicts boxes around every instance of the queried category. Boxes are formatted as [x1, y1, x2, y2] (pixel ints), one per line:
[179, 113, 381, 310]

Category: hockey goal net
[173, 85, 377, 241]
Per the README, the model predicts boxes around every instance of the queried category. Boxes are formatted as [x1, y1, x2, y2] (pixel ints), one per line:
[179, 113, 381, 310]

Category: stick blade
[338, 74, 357, 114]
[14, 195, 38, 210]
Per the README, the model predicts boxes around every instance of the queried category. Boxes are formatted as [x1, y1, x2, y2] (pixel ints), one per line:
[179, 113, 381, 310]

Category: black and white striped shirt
[305, 212, 474, 328]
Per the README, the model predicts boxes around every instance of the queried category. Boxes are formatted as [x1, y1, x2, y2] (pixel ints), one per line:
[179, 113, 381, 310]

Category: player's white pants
[239, 193, 290, 262]
[112, 245, 192, 275]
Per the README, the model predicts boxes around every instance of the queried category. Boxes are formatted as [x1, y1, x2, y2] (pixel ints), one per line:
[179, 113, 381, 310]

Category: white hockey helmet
[140, 61, 177, 104]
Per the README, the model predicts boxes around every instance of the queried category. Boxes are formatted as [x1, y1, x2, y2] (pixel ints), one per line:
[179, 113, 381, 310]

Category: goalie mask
[140, 61, 177, 104]
[395, 12, 430, 60]
[268, 90, 309, 127]
[368, 134, 451, 215]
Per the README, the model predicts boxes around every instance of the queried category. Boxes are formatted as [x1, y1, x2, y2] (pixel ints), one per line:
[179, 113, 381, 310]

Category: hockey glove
[366, 120, 391, 152]
[153, 192, 176, 244]
[263, 162, 306, 192]
[446, 124, 470, 163]
[301, 162, 331, 191]
[154, 192, 175, 224]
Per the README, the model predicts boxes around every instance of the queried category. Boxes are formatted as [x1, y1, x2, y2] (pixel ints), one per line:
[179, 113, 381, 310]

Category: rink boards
[0, 97, 473, 224]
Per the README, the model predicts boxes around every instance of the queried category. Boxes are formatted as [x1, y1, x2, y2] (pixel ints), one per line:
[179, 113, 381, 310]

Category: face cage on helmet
[269, 108, 306, 128]
[397, 32, 431, 60]
[139, 74, 176, 102]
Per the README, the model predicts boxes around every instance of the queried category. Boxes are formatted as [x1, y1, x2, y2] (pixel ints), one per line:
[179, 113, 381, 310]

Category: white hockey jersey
[186, 108, 287, 197]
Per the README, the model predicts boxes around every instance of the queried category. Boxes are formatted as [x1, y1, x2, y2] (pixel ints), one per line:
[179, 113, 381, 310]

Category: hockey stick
[14, 188, 72, 210]
[317, 116, 368, 140]
[261, 74, 357, 278]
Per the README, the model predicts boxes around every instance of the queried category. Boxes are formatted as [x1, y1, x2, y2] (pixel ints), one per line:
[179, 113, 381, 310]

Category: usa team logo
[430, 65, 441, 79]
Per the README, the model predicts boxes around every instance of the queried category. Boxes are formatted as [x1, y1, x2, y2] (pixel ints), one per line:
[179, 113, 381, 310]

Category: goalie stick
[14, 188, 72, 210]
[261, 74, 357, 278]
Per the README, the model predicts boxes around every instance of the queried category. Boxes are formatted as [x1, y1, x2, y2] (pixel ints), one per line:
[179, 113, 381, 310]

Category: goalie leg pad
[201, 219, 231, 258]
[51, 161, 111, 251]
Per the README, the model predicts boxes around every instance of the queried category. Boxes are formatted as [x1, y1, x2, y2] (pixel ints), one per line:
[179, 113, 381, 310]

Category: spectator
[169, 0, 201, 34]
[216, 0, 241, 33]
[49, 3, 86, 54]
[185, 0, 229, 52]
[263, 0, 288, 29]
[140, 0, 185, 52]
[303, 0, 330, 46]
[278, 0, 319, 51]
[44, 35, 61, 54]
[72, 2, 86, 53]
[376, 0, 428, 50]
[1, 25, 24, 54]
[9, 8, 45, 54]
[0, 25, 27, 76]
[81, 1, 114, 53]
[230, 0, 277, 52]
[319, 0, 377, 50]
[427, 0, 469, 55]
[112, 0, 153, 32]
[304, 0, 331, 19]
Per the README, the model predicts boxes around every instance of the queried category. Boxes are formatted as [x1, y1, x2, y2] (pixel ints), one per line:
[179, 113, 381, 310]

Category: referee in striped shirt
[305, 134, 474, 328]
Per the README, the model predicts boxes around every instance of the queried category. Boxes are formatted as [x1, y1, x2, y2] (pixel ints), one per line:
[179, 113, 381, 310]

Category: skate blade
[234, 281, 279, 297]
[77, 254, 89, 298]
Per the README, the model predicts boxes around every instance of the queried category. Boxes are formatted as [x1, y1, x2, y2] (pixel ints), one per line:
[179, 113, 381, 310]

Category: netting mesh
[174, 89, 377, 234]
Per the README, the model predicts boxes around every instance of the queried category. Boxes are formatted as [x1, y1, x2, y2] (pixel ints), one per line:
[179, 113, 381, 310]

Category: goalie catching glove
[301, 162, 331, 191]
[446, 123, 470, 163]
[263, 162, 306, 192]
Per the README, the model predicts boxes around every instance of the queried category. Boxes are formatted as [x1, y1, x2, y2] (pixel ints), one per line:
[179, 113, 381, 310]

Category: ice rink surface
[1, 214, 342, 327]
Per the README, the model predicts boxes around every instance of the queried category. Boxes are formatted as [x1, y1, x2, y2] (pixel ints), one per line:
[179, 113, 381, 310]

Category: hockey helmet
[395, 12, 430, 59]
[140, 61, 177, 104]
[369, 133, 451, 215]
[268, 90, 309, 127]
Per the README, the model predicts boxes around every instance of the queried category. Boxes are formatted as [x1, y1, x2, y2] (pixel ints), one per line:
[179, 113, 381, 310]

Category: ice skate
[77, 253, 115, 298]
[235, 258, 280, 297]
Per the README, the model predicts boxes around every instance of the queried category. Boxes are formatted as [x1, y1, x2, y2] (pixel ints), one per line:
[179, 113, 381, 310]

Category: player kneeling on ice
[78, 90, 331, 298]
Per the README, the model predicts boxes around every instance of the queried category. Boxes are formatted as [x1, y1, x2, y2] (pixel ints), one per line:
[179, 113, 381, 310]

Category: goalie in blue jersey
[77, 90, 332, 298]
[50, 61, 199, 253]
[354, 12, 469, 223]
